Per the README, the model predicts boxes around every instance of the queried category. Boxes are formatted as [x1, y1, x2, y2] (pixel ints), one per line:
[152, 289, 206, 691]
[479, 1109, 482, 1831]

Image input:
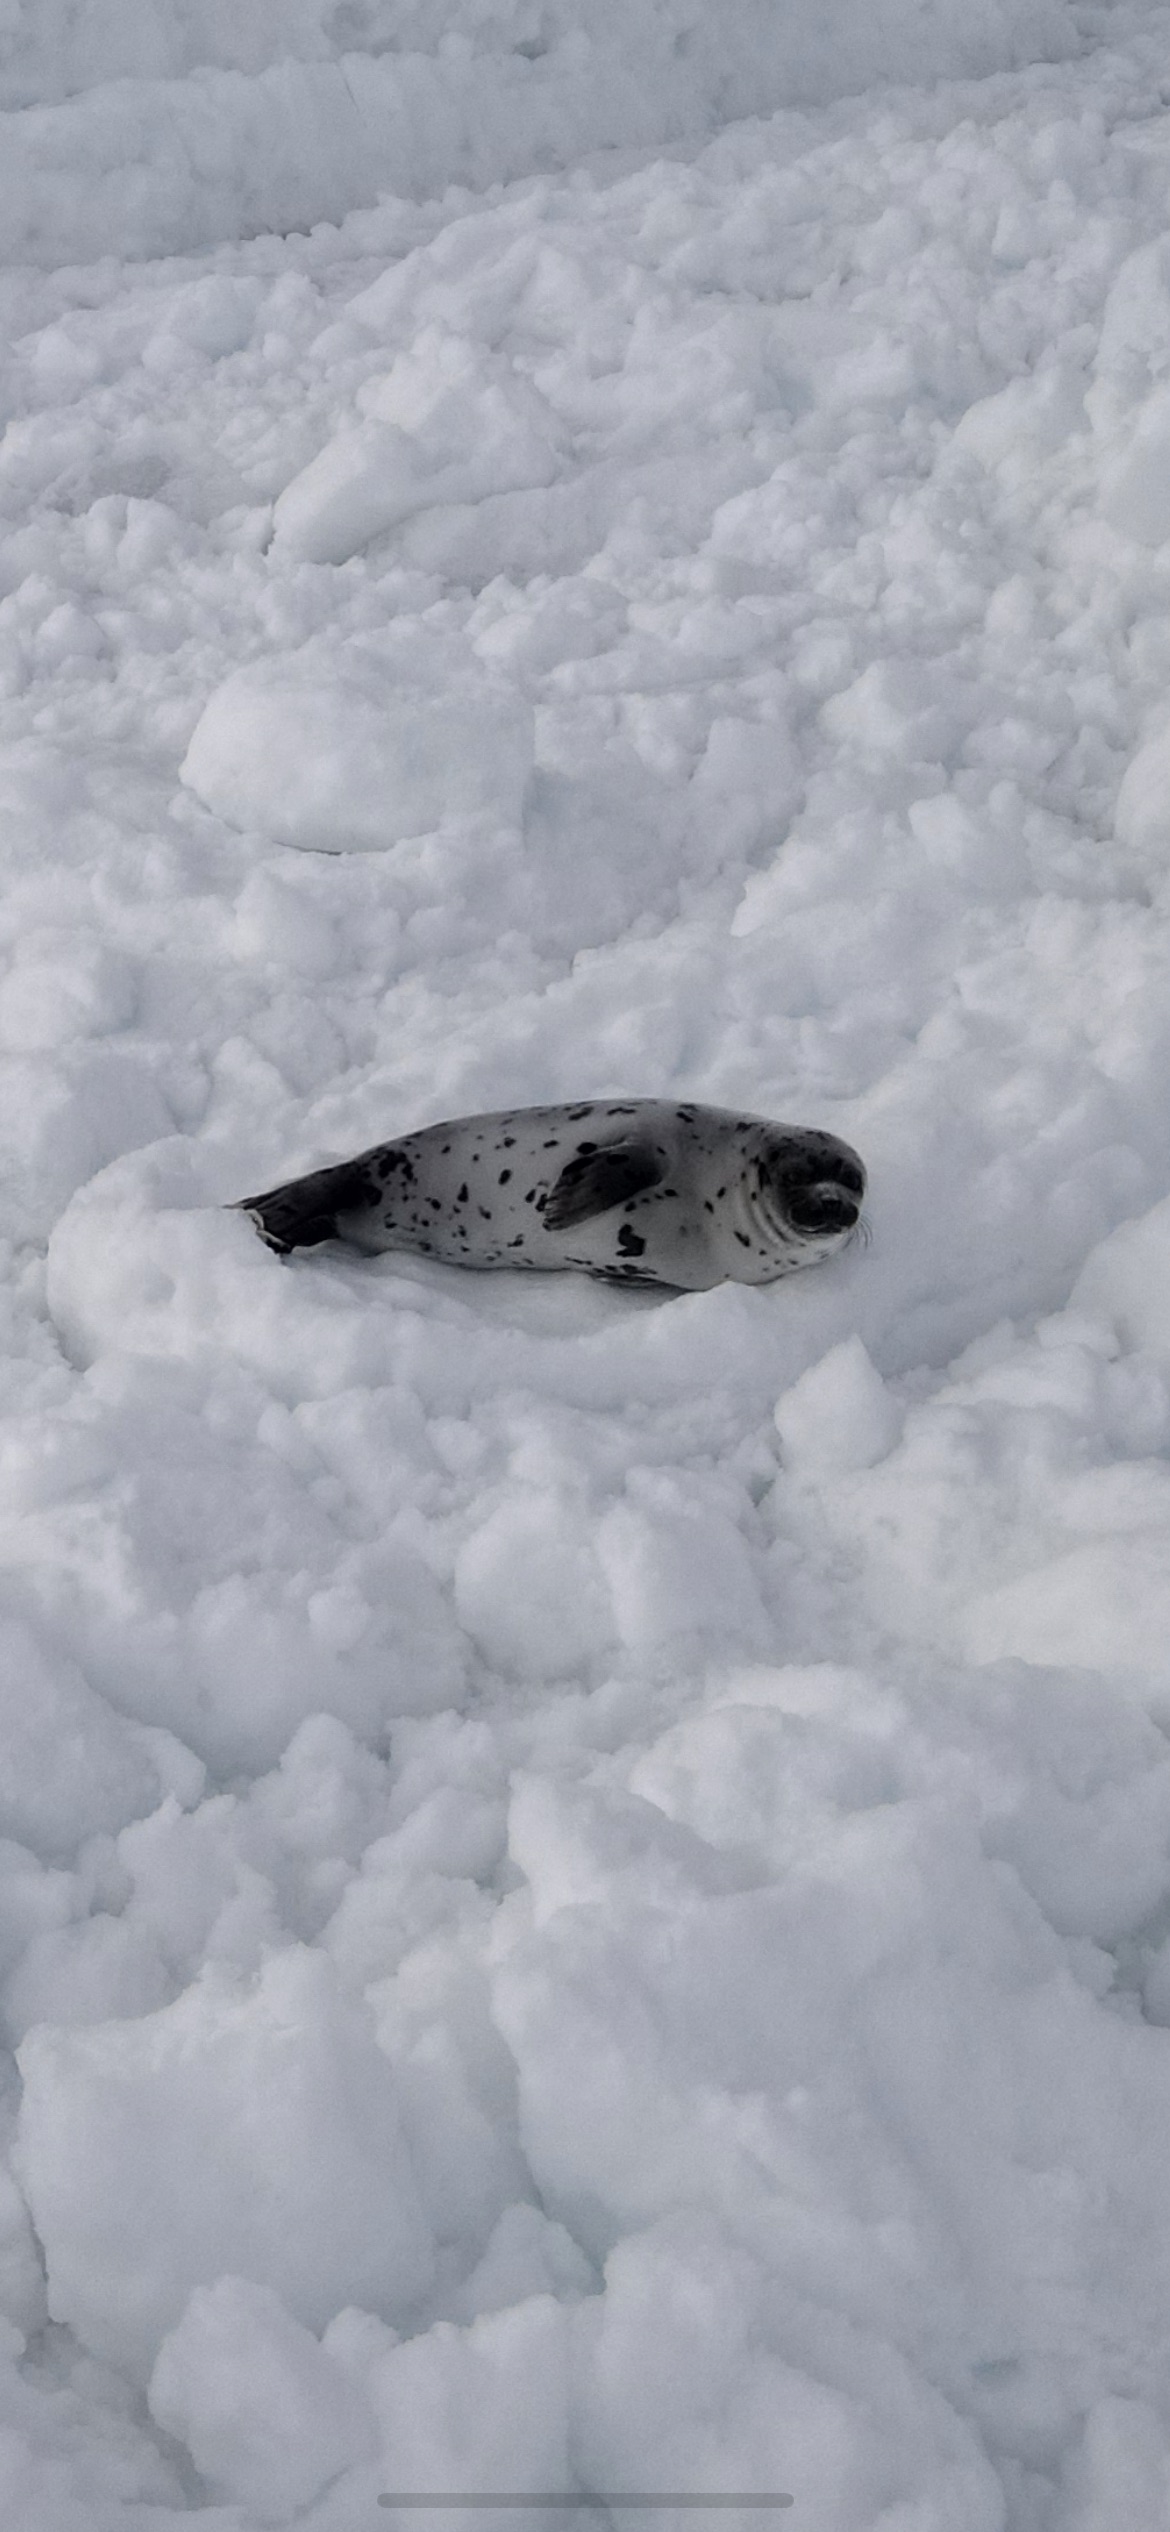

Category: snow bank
[0, 0, 1078, 266]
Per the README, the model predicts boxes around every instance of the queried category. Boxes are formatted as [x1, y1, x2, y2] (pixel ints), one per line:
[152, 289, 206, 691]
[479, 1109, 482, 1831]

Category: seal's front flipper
[543, 1137, 663, 1230]
[235, 1159, 377, 1254]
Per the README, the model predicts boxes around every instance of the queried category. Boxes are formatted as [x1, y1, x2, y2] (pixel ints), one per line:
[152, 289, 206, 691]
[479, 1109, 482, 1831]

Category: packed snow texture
[0, 0, 1079, 265]
[6, 0, 1170, 2526]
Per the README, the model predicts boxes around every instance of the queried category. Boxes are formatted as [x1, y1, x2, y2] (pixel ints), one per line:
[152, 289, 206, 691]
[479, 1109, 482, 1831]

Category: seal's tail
[234, 1159, 373, 1255]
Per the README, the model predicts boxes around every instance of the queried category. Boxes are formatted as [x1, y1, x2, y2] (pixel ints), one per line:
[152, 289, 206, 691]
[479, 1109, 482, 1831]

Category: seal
[236, 1100, 866, 1291]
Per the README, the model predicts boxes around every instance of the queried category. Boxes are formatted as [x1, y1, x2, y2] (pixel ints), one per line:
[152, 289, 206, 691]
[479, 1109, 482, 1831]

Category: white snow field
[10, 0, 1170, 2521]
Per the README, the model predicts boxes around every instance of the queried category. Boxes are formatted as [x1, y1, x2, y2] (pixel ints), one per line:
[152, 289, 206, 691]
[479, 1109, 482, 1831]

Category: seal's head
[752, 1127, 866, 1261]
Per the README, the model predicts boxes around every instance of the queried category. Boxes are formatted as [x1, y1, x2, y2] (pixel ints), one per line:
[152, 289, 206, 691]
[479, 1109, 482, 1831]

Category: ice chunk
[775, 1336, 902, 1475]
[1100, 386, 1170, 545]
[0, 1617, 161, 1860]
[1114, 727, 1170, 863]
[272, 332, 563, 566]
[1072, 1198, 1170, 1364]
[454, 1495, 614, 1683]
[149, 2275, 374, 2520]
[16, 1947, 435, 2379]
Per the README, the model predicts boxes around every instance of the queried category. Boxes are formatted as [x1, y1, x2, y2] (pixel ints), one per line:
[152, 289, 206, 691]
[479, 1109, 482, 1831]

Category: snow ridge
[0, 0, 1077, 265]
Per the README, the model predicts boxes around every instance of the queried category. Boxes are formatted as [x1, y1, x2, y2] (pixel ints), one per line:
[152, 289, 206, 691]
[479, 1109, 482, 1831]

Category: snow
[180, 632, 536, 851]
[270, 333, 567, 567]
[148, 2274, 376, 2521]
[0, 0, 1077, 266]
[5, 0, 1170, 2524]
[16, 1948, 436, 2377]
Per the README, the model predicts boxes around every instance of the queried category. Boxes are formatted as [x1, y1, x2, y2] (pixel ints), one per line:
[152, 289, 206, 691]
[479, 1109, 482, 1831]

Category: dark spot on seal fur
[617, 1224, 647, 1258]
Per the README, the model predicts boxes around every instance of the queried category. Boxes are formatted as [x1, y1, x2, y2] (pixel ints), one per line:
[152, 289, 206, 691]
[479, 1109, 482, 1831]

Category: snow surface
[0, 0, 1077, 265]
[7, 0, 1170, 2524]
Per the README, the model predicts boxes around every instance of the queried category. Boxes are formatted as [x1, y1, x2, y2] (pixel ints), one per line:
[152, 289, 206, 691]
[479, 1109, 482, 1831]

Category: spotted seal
[236, 1100, 866, 1291]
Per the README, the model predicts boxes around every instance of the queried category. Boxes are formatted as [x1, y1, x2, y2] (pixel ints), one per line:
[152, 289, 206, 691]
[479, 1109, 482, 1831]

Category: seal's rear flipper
[235, 1159, 376, 1255]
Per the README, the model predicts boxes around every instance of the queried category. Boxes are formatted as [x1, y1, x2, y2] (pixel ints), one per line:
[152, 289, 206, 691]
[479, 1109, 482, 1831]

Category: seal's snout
[787, 1181, 862, 1235]
[777, 1142, 866, 1238]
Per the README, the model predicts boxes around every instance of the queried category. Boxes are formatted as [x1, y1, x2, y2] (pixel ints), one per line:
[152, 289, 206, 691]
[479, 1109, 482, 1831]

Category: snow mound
[180, 629, 534, 852]
[0, 1619, 162, 1860]
[1072, 1195, 1170, 1363]
[273, 329, 565, 566]
[1114, 725, 1170, 866]
[149, 2275, 374, 2520]
[15, 1948, 435, 2380]
[774, 1333, 903, 1474]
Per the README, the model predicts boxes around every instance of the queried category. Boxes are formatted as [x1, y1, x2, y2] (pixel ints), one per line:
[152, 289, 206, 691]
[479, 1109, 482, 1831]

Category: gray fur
[237, 1100, 866, 1291]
